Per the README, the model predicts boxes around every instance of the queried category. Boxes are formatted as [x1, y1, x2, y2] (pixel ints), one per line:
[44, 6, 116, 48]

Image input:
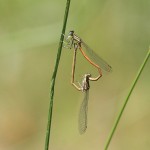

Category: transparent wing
[81, 41, 112, 72]
[78, 90, 89, 134]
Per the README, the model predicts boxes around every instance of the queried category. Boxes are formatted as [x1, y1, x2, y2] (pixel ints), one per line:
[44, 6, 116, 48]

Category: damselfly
[64, 31, 112, 91]
[78, 73, 91, 134]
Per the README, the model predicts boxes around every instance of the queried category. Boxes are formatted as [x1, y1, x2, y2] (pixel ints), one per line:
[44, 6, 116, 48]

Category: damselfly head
[69, 30, 74, 36]
[84, 73, 91, 79]
[66, 31, 74, 41]
[82, 73, 91, 79]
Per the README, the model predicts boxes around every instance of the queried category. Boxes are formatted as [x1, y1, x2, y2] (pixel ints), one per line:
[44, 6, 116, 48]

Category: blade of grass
[44, 1, 71, 150]
[104, 49, 150, 150]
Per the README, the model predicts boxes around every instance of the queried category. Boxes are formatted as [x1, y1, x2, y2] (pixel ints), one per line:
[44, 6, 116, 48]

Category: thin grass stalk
[44, 1, 71, 150]
[104, 49, 150, 150]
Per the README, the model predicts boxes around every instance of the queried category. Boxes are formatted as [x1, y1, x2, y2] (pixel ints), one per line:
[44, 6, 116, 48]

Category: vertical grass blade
[44, 1, 71, 150]
[104, 49, 150, 150]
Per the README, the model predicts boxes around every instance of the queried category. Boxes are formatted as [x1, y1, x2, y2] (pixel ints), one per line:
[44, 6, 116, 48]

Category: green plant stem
[104, 49, 150, 150]
[44, 1, 71, 150]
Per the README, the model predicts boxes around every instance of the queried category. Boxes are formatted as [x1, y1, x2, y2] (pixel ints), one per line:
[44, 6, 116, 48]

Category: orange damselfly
[64, 30, 112, 91]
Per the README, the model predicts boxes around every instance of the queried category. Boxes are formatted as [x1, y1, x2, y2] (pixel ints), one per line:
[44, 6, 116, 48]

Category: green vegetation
[0, 0, 149, 150]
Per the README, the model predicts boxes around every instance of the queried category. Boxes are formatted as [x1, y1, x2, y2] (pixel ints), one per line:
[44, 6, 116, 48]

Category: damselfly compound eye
[69, 30, 74, 36]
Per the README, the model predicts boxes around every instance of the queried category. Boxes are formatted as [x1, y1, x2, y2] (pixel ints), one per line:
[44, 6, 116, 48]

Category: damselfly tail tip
[106, 64, 112, 72]
[109, 65, 113, 72]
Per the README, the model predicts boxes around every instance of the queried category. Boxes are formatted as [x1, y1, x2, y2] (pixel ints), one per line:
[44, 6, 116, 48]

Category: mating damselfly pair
[63, 31, 112, 134]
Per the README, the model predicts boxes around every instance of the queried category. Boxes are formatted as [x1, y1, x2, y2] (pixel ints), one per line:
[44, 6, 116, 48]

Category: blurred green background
[0, 0, 150, 150]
